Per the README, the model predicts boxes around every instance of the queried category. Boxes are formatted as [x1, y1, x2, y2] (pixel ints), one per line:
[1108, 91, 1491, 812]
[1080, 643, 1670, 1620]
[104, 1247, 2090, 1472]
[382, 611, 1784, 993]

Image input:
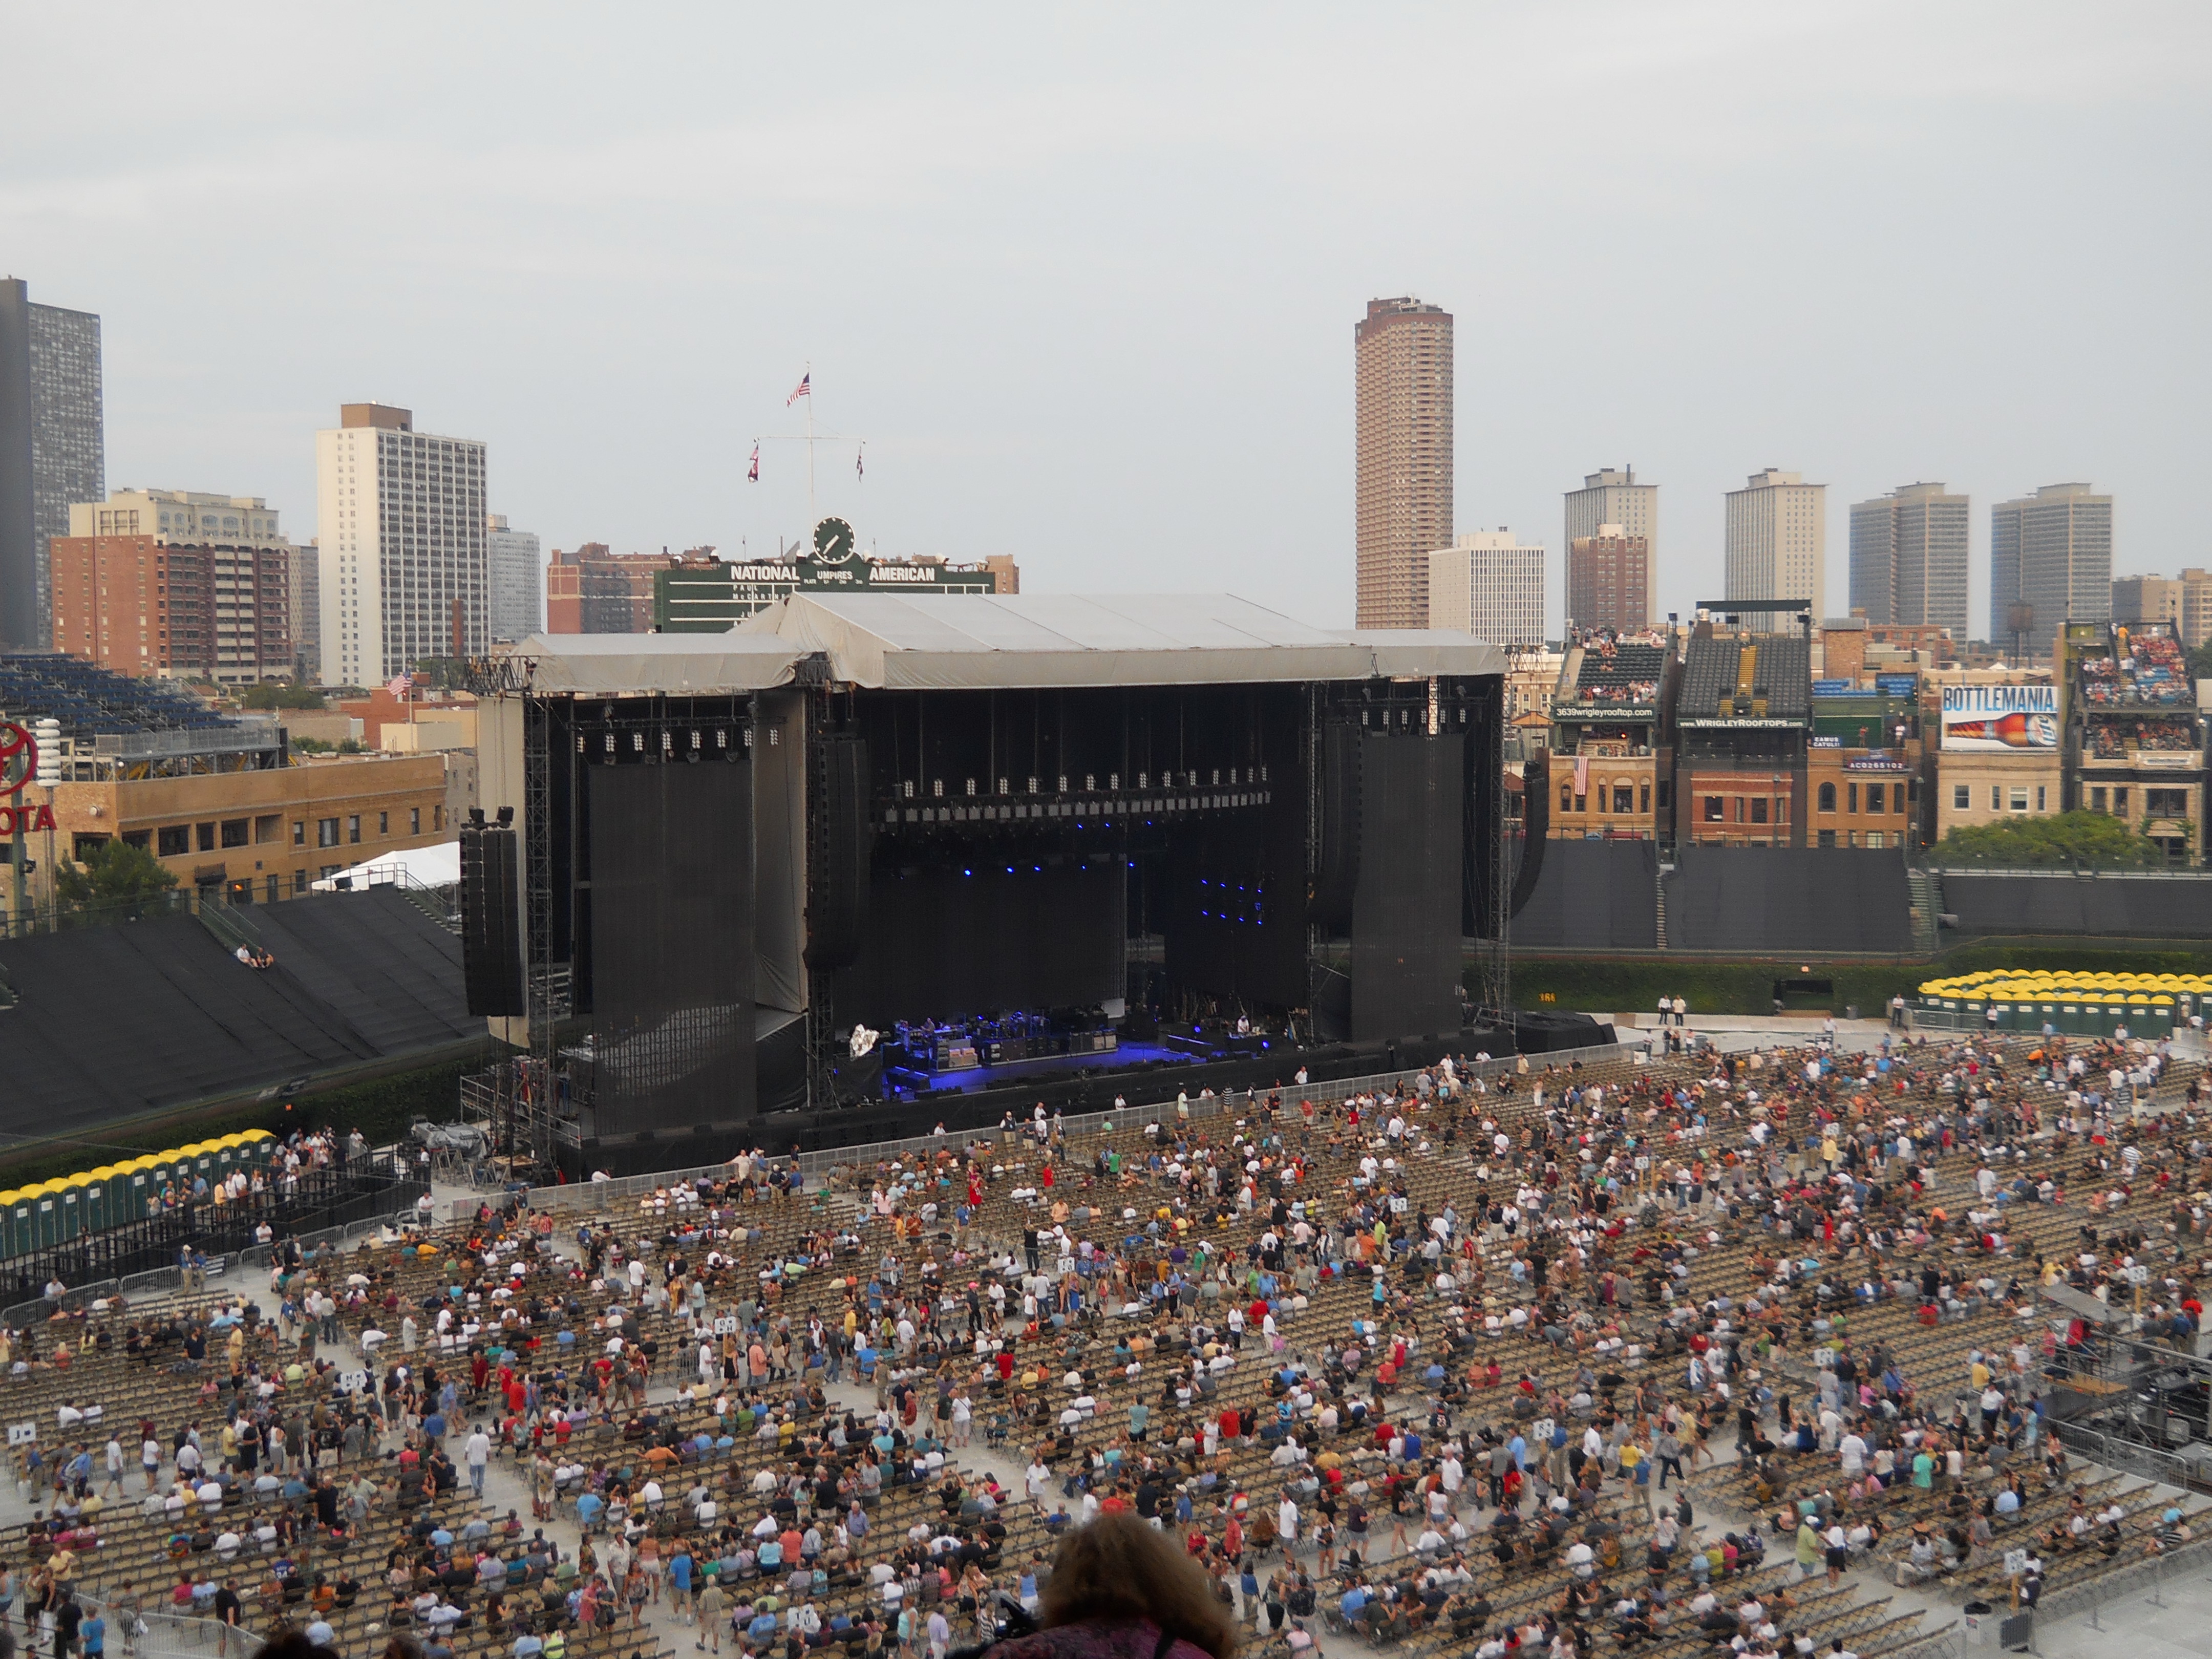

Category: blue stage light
[964, 869, 972, 877]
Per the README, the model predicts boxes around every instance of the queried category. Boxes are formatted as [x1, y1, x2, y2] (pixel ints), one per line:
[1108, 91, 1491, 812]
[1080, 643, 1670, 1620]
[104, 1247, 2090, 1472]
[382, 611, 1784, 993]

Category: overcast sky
[4, 2, 2207, 636]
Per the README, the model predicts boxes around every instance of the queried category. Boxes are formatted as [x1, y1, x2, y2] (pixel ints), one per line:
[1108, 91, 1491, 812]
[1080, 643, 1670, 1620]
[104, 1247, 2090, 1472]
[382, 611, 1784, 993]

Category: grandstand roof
[1677, 633, 1811, 725]
[0, 653, 239, 739]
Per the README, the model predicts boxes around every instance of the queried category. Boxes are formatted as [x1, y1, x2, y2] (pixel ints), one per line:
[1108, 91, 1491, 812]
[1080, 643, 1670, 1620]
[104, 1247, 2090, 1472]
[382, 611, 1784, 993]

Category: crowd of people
[1, 1026, 2207, 1659]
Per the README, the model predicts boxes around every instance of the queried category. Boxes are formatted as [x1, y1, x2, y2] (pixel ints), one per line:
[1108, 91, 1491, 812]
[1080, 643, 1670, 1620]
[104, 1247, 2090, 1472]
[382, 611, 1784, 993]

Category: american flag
[786, 372, 811, 406]
[748, 442, 759, 483]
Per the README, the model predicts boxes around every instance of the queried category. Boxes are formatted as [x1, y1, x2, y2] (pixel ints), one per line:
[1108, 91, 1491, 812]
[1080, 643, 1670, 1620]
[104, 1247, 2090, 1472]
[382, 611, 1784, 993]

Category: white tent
[310, 839, 462, 892]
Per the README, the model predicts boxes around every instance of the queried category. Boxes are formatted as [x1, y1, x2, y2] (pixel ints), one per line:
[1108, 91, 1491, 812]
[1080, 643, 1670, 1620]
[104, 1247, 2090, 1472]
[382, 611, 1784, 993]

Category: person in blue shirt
[575, 1491, 604, 1530]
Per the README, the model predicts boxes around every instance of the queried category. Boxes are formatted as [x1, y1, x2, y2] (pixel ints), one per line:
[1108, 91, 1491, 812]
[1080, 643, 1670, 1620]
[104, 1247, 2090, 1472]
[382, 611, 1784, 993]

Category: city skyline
[2, 7, 2204, 640]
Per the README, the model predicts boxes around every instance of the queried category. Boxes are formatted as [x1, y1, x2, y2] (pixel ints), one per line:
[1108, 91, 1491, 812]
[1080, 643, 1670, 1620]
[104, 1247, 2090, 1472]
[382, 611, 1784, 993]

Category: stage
[884, 1038, 1197, 1096]
[470, 584, 1508, 1175]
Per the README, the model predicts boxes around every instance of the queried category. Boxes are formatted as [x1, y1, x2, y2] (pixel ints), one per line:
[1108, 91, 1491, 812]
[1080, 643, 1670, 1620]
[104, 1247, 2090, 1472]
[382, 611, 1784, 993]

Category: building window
[1655, 781, 1669, 809]
[158, 825, 189, 857]
[292, 820, 305, 846]
[219, 819, 249, 849]
[317, 817, 341, 848]
[410, 807, 421, 835]
[1818, 782, 1837, 813]
[266, 875, 281, 904]
[1750, 798, 1769, 824]
[2115, 788, 2129, 816]
[2146, 788, 2187, 819]
[195, 822, 217, 852]
[433, 805, 443, 831]
[1953, 784, 1969, 810]
[1865, 830, 1885, 849]
[1817, 830, 1836, 847]
[2090, 786, 2108, 812]
[1640, 784, 1650, 814]
[1560, 784, 1573, 813]
[1990, 786, 2002, 811]
[1704, 795, 1723, 822]
[378, 811, 389, 836]
[1573, 793, 1586, 813]
[2036, 785, 2046, 812]
[1611, 785, 1633, 814]
[347, 815, 361, 844]
[1847, 782, 1858, 814]
[254, 814, 282, 844]
[1867, 782, 1885, 814]
[2008, 788, 2028, 813]
[293, 870, 308, 895]
[122, 830, 150, 851]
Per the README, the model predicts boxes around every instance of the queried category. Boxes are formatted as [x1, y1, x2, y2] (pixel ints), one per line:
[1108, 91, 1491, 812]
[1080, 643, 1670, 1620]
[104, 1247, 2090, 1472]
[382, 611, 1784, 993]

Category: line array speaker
[460, 825, 526, 1017]
[807, 734, 872, 971]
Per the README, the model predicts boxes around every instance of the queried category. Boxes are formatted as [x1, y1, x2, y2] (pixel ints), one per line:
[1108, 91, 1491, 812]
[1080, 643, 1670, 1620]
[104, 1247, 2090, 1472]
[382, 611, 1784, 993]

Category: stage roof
[738, 593, 1505, 689]
[512, 632, 802, 694]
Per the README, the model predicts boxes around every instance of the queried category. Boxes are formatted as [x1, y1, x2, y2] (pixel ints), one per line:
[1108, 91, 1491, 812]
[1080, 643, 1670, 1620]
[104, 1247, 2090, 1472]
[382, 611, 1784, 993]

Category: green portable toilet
[0, 1189, 24, 1259]
[79, 1168, 112, 1236]
[29, 1181, 62, 1251]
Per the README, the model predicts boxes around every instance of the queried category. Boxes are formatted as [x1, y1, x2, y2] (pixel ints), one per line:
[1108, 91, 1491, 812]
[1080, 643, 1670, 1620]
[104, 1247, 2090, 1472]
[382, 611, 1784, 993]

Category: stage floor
[887, 1039, 1192, 1096]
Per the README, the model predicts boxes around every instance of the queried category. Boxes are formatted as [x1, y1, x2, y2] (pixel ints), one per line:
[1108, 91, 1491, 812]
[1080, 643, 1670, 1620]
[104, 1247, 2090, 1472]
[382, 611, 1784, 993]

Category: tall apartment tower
[315, 403, 488, 686]
[1564, 467, 1656, 580]
[1354, 297, 1453, 628]
[0, 279, 104, 648]
[486, 513, 543, 642]
[1428, 530, 1545, 647]
[1846, 481, 1968, 635]
[1724, 468, 1826, 611]
[1990, 482, 2112, 658]
[1565, 524, 1651, 633]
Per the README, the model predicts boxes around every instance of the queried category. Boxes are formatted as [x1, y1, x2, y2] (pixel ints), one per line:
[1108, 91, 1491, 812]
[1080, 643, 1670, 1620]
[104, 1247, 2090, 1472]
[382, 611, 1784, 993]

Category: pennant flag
[748, 442, 760, 483]
[855, 443, 865, 480]
[786, 371, 811, 405]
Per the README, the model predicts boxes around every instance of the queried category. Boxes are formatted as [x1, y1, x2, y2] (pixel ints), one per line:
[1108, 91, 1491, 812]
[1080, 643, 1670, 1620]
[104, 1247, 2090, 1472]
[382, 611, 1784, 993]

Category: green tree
[1938, 809, 2164, 868]
[56, 838, 180, 915]
[240, 680, 326, 711]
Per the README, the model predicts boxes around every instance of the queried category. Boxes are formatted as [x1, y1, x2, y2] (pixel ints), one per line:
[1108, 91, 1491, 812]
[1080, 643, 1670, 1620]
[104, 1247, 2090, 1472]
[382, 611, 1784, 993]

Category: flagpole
[804, 360, 816, 523]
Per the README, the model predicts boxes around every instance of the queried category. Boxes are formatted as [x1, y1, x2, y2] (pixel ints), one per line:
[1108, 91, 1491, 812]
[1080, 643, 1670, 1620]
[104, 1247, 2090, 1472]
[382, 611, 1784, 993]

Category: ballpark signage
[0, 724, 53, 834]
[1940, 685, 2057, 752]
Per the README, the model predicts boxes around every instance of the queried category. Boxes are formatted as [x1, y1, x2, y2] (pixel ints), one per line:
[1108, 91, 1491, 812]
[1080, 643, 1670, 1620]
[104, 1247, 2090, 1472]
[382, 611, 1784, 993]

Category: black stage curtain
[586, 760, 757, 1134]
[833, 860, 1123, 1025]
[1349, 733, 1464, 1041]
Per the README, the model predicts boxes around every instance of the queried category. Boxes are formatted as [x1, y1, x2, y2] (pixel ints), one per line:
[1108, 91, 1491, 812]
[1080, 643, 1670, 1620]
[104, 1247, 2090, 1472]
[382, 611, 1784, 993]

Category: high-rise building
[1725, 468, 1826, 612]
[1354, 297, 1453, 628]
[291, 540, 321, 683]
[486, 513, 543, 642]
[1990, 482, 2112, 659]
[546, 544, 685, 633]
[1565, 523, 1650, 634]
[50, 535, 292, 683]
[1846, 482, 1968, 636]
[2179, 568, 2212, 649]
[1563, 467, 1656, 588]
[315, 404, 489, 685]
[55, 488, 298, 683]
[1427, 530, 1544, 647]
[2111, 573, 2183, 629]
[0, 279, 104, 649]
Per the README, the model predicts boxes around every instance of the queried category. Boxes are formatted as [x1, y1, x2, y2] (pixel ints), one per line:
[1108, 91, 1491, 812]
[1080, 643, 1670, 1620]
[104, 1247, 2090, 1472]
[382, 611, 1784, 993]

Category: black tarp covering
[0, 889, 475, 1141]
[1509, 839, 1658, 951]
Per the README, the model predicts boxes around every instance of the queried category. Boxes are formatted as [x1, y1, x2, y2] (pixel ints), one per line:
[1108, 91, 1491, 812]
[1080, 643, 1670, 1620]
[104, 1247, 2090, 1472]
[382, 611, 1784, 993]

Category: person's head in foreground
[988, 1513, 1237, 1659]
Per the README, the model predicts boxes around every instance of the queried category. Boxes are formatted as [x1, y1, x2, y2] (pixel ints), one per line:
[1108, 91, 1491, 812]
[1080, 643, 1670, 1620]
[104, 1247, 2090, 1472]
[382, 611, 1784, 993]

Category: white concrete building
[485, 513, 541, 643]
[1428, 528, 1546, 647]
[1725, 467, 1826, 613]
[70, 487, 289, 546]
[316, 403, 488, 686]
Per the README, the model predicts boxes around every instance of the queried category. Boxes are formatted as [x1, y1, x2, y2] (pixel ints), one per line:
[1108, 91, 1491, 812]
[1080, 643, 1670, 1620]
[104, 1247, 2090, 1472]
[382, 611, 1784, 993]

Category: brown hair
[1038, 1514, 1239, 1659]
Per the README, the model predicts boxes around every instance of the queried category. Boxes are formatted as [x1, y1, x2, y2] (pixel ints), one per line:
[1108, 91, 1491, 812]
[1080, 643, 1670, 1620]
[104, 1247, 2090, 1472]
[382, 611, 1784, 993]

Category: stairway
[1906, 865, 1942, 955]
